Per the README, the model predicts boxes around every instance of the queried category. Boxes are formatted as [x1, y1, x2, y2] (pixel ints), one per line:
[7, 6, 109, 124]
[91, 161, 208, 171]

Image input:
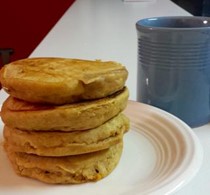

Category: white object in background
[123, 0, 156, 2]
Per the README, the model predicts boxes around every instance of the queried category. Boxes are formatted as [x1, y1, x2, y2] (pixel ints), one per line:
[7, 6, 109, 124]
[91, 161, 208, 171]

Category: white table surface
[1, 0, 209, 194]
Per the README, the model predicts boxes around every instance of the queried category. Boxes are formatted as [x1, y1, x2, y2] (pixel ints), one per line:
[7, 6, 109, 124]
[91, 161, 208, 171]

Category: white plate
[0, 101, 203, 195]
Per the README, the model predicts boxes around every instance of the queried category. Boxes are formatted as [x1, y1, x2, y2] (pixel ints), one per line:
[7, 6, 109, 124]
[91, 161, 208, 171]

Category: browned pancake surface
[0, 58, 128, 104]
[1, 87, 129, 131]
[4, 113, 129, 156]
[5, 142, 123, 184]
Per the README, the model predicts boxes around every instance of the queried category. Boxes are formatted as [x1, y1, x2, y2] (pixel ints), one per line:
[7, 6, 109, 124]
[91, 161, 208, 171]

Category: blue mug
[136, 16, 210, 127]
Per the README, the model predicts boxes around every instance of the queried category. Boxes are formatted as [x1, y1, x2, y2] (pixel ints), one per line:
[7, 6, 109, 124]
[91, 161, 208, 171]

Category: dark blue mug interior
[137, 16, 210, 29]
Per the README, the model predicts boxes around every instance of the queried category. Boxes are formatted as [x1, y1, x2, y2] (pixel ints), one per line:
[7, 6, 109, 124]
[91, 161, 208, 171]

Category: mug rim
[136, 16, 210, 31]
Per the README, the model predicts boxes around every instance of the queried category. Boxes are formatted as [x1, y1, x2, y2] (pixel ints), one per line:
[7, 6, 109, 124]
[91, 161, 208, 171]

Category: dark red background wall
[0, 0, 75, 62]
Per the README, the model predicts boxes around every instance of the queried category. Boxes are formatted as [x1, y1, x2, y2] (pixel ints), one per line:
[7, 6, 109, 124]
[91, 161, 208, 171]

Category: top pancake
[0, 58, 128, 104]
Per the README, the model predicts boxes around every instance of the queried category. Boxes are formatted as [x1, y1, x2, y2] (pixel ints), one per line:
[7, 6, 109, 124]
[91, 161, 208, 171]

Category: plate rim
[124, 100, 203, 194]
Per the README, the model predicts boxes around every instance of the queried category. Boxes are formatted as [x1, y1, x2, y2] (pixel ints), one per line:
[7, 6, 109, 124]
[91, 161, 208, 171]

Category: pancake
[3, 113, 129, 156]
[0, 58, 128, 104]
[1, 87, 129, 131]
[5, 141, 123, 184]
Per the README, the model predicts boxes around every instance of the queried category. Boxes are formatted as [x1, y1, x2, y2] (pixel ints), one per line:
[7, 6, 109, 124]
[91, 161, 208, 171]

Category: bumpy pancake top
[0, 58, 128, 104]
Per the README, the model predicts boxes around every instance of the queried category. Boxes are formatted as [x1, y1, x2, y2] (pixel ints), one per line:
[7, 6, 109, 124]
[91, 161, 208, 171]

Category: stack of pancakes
[0, 58, 129, 184]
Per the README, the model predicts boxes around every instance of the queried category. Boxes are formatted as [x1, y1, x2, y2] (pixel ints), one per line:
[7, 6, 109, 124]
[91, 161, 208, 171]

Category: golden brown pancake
[4, 113, 129, 156]
[0, 58, 128, 104]
[5, 141, 123, 184]
[1, 87, 129, 131]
